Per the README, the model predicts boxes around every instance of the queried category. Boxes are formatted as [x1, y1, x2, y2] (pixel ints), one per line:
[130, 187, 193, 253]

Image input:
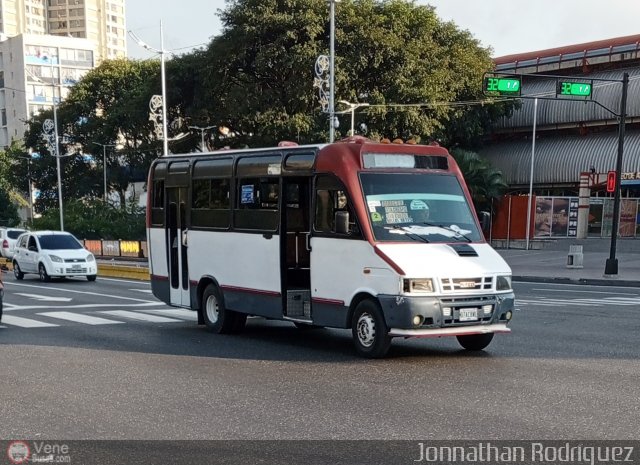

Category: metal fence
[83, 240, 148, 259]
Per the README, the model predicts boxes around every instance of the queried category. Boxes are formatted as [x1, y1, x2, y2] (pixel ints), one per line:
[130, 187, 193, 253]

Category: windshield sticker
[371, 212, 383, 222]
[241, 185, 254, 204]
[410, 199, 429, 210]
[267, 164, 281, 175]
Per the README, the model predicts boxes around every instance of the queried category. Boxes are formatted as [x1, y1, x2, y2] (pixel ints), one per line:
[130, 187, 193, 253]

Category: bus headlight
[403, 278, 434, 293]
[496, 275, 512, 291]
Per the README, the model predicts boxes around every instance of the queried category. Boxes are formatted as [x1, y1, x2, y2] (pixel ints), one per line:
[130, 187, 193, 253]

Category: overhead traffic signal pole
[483, 72, 629, 275]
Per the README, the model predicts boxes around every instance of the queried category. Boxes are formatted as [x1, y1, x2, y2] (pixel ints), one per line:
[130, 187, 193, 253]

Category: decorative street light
[187, 125, 216, 152]
[41, 54, 64, 231]
[92, 142, 116, 202]
[129, 21, 169, 157]
[337, 100, 370, 136]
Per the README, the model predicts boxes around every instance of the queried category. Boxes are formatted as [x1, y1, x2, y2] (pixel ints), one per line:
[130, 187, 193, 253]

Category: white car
[0, 227, 27, 260]
[12, 231, 98, 282]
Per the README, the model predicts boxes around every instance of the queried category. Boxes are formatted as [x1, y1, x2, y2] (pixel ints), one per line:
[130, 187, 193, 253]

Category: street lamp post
[93, 142, 115, 202]
[43, 54, 64, 231]
[337, 100, 370, 136]
[129, 21, 169, 156]
[328, 0, 339, 142]
[188, 125, 216, 152]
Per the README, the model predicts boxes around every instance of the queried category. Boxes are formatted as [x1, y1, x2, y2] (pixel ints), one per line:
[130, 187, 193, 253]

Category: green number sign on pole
[556, 81, 592, 97]
[483, 76, 521, 95]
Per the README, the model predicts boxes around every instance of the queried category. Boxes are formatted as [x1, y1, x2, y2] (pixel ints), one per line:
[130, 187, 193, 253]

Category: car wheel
[201, 284, 245, 334]
[351, 299, 392, 358]
[38, 263, 51, 282]
[456, 333, 494, 351]
[13, 261, 24, 280]
[87, 275, 97, 282]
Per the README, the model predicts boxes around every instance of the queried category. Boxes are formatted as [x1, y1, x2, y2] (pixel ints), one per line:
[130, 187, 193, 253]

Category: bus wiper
[417, 222, 472, 242]
[385, 225, 430, 243]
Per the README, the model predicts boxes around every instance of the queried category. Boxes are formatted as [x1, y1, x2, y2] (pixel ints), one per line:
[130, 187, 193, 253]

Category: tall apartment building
[0, 0, 125, 148]
[0, 33, 96, 147]
[0, 0, 126, 60]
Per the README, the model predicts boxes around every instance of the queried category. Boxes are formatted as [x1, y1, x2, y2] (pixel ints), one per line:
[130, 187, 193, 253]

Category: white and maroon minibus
[146, 137, 514, 357]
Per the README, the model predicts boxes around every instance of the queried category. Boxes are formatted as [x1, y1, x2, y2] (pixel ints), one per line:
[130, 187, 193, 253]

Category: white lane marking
[139, 309, 198, 321]
[516, 281, 640, 290]
[15, 293, 73, 302]
[4, 302, 162, 311]
[98, 310, 182, 323]
[39, 311, 124, 325]
[128, 289, 153, 294]
[532, 288, 640, 296]
[1, 315, 59, 328]
[4, 282, 156, 303]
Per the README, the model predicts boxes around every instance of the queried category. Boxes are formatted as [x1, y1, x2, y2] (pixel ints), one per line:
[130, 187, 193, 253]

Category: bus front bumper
[389, 323, 511, 338]
[377, 292, 515, 332]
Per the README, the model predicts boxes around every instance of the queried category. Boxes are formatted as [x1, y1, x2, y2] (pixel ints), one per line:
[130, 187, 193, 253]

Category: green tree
[189, 0, 513, 147]
[32, 198, 145, 240]
[450, 148, 507, 212]
[21, 59, 170, 211]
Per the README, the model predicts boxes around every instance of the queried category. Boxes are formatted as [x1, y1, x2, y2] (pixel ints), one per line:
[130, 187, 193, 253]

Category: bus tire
[351, 299, 391, 358]
[202, 284, 239, 334]
[456, 333, 494, 351]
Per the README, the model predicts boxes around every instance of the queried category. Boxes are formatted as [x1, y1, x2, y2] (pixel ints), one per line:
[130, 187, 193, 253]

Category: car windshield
[38, 234, 83, 250]
[8, 230, 25, 239]
[360, 172, 483, 243]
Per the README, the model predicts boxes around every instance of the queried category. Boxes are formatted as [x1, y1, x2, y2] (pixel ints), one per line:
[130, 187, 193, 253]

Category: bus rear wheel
[351, 299, 391, 358]
[456, 333, 494, 351]
[202, 284, 245, 334]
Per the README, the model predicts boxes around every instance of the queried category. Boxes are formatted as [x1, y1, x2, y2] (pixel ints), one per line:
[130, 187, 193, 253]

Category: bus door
[165, 167, 190, 307]
[281, 177, 312, 320]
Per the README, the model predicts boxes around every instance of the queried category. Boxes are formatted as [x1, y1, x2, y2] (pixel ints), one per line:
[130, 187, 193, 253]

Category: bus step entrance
[285, 290, 311, 320]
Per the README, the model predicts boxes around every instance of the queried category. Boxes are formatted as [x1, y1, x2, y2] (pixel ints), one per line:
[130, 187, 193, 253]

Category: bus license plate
[459, 308, 478, 321]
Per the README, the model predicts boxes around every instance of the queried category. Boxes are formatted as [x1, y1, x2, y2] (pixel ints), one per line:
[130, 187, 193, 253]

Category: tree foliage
[31, 199, 145, 240]
[5, 0, 512, 234]
[451, 148, 507, 211]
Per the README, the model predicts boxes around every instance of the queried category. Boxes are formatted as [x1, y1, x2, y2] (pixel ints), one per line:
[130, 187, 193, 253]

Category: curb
[513, 275, 640, 288]
[1, 259, 149, 281]
[97, 264, 149, 281]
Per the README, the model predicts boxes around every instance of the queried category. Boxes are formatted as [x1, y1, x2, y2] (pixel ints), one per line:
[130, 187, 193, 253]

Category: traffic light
[606, 171, 616, 193]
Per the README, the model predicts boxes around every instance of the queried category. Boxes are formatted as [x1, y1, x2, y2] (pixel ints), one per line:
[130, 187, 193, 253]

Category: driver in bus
[410, 199, 430, 224]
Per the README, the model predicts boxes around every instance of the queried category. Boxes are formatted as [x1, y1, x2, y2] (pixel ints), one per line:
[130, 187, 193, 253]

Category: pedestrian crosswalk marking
[99, 310, 182, 323]
[517, 296, 640, 307]
[39, 311, 124, 325]
[139, 309, 198, 321]
[1, 315, 59, 328]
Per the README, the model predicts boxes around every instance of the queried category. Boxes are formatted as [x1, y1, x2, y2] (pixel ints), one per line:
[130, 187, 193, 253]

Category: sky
[126, 0, 640, 59]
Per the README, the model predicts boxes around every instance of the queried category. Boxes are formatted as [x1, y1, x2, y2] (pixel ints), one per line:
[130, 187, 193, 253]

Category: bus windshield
[360, 172, 483, 243]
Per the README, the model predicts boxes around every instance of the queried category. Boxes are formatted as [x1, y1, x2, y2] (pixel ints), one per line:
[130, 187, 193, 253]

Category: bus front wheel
[202, 284, 245, 334]
[351, 299, 391, 358]
[456, 333, 494, 351]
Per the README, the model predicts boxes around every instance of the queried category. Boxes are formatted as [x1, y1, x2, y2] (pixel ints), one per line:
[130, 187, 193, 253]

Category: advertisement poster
[534, 197, 552, 237]
[619, 199, 638, 237]
[568, 198, 579, 237]
[601, 198, 614, 237]
[551, 198, 569, 237]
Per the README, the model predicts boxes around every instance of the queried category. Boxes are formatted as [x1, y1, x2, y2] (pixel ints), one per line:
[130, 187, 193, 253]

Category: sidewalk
[496, 238, 640, 287]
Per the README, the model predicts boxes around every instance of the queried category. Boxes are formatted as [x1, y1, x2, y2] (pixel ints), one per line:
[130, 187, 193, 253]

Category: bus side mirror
[479, 211, 490, 230]
[335, 211, 349, 234]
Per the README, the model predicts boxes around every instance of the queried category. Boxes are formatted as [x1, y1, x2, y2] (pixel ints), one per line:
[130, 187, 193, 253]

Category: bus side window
[314, 188, 360, 236]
